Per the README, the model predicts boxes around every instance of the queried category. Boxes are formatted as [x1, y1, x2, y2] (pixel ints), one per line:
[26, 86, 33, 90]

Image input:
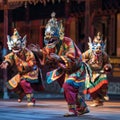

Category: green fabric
[85, 76, 107, 89]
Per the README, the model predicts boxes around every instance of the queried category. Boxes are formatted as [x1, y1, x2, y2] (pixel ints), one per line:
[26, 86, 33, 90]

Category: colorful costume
[30, 12, 89, 116]
[0, 29, 42, 106]
[82, 32, 112, 107]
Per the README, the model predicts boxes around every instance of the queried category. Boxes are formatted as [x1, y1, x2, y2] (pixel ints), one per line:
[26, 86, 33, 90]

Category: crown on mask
[11, 28, 21, 40]
[93, 32, 103, 43]
[88, 32, 106, 53]
[44, 12, 64, 40]
[7, 28, 26, 52]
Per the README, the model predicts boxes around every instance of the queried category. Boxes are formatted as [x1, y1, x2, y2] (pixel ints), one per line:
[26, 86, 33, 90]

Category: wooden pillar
[84, 0, 90, 49]
[25, 5, 30, 44]
[3, 0, 9, 99]
[110, 14, 116, 56]
[3, 0, 8, 48]
[8, 10, 13, 35]
[39, 26, 44, 48]
[85, 0, 90, 36]
[65, 1, 70, 37]
[117, 13, 120, 56]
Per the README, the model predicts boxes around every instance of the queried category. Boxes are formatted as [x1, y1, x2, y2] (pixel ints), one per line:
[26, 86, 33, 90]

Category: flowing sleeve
[4, 52, 14, 66]
[59, 39, 80, 70]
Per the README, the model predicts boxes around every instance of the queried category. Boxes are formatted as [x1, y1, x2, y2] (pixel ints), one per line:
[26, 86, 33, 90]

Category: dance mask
[88, 32, 106, 55]
[44, 12, 64, 48]
[7, 29, 26, 53]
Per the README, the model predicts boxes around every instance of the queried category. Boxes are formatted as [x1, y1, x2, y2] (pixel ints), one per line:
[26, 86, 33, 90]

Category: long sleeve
[4, 52, 14, 66]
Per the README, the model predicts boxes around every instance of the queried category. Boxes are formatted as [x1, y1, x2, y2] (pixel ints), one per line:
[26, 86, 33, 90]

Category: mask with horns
[44, 12, 64, 48]
[7, 29, 26, 53]
[88, 32, 106, 55]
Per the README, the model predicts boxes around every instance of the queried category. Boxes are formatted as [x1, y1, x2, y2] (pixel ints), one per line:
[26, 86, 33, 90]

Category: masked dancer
[82, 32, 112, 107]
[0, 29, 43, 106]
[29, 12, 90, 116]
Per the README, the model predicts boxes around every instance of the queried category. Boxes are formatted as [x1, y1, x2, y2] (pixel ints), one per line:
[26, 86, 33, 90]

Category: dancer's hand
[28, 44, 43, 57]
[104, 64, 112, 73]
[0, 61, 8, 69]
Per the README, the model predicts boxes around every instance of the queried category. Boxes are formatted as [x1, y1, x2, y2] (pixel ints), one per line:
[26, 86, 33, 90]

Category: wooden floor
[0, 99, 120, 120]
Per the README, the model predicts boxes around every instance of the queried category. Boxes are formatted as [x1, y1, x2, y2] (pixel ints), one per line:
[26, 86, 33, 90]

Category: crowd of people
[0, 12, 112, 117]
